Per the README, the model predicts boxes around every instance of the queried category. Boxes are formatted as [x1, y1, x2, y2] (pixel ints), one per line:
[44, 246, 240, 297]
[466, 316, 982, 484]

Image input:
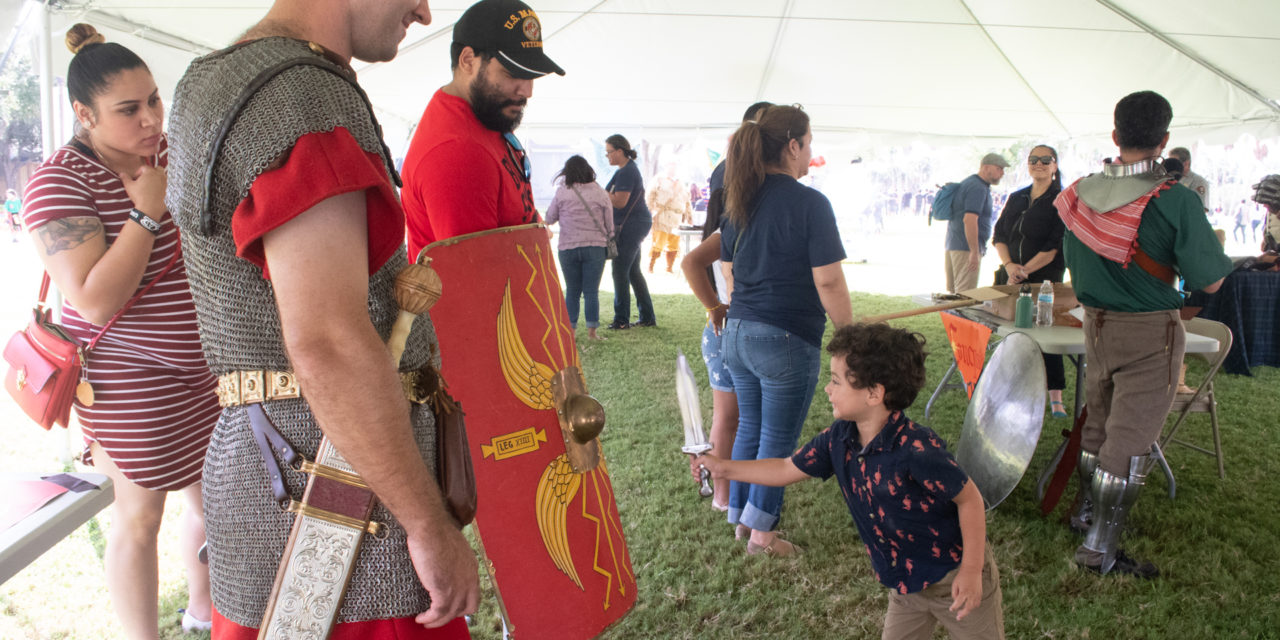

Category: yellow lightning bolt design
[595, 456, 635, 588]
[517, 244, 576, 369]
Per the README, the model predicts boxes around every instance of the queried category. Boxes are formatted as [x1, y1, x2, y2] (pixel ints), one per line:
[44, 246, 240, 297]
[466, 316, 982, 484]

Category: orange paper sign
[939, 312, 992, 398]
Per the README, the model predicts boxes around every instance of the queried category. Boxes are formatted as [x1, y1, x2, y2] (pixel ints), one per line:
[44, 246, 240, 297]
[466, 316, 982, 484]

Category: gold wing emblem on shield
[535, 454, 633, 607]
[535, 454, 584, 588]
[498, 241, 633, 609]
[497, 282, 555, 410]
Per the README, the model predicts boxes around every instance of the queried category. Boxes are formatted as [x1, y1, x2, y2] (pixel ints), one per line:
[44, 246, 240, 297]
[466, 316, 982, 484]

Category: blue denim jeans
[611, 215, 655, 325]
[721, 318, 821, 532]
[559, 246, 608, 328]
[701, 322, 734, 392]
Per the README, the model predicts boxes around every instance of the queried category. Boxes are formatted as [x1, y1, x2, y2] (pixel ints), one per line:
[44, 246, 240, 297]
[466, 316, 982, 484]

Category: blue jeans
[721, 318, 821, 532]
[701, 322, 734, 392]
[559, 246, 608, 328]
[611, 215, 655, 325]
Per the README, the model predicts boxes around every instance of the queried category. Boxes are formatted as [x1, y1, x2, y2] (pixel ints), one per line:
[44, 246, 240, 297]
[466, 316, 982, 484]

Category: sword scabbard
[258, 437, 379, 640]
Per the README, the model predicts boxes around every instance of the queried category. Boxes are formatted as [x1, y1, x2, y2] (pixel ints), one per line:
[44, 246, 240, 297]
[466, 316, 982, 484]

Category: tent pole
[80, 9, 213, 56]
[38, 0, 54, 159]
[1098, 0, 1280, 117]
[756, 0, 795, 101]
[958, 0, 1070, 137]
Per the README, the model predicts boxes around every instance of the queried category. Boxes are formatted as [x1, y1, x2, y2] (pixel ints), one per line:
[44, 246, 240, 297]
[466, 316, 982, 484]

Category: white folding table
[0, 472, 114, 585]
[915, 304, 1219, 497]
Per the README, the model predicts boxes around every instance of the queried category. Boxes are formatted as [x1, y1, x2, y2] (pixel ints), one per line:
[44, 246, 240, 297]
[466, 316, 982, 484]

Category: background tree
[1, 52, 42, 195]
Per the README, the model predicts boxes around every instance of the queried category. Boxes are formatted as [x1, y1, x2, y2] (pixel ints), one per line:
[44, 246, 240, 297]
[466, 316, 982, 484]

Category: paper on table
[0, 480, 69, 533]
[1068, 307, 1086, 322]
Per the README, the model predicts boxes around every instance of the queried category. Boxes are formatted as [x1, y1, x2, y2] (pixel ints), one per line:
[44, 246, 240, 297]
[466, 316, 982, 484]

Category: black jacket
[992, 183, 1065, 284]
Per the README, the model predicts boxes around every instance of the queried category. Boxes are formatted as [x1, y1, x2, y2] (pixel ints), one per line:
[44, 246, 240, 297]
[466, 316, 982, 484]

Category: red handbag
[4, 250, 181, 430]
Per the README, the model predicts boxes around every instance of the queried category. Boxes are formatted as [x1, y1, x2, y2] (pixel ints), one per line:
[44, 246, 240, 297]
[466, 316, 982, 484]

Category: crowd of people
[7, 0, 1275, 638]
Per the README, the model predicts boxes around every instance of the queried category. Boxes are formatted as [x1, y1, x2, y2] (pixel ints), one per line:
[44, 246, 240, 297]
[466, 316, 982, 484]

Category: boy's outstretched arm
[949, 479, 987, 621]
[692, 454, 809, 488]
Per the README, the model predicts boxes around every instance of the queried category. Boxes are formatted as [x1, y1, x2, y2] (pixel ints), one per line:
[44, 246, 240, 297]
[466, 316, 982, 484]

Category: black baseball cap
[454, 0, 565, 80]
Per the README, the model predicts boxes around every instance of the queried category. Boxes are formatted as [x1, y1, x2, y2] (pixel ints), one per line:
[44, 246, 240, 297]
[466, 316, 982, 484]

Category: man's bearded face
[469, 62, 527, 133]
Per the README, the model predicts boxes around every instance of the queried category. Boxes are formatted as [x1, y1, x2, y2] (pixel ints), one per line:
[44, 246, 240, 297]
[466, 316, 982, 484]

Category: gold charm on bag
[75, 347, 94, 406]
[76, 380, 95, 406]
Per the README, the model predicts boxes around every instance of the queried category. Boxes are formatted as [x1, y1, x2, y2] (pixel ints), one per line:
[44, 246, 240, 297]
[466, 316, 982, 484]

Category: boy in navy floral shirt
[695, 323, 1004, 639]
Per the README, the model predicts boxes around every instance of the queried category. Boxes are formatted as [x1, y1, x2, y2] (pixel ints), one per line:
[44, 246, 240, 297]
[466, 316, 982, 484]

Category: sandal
[1050, 400, 1069, 418]
[746, 536, 803, 557]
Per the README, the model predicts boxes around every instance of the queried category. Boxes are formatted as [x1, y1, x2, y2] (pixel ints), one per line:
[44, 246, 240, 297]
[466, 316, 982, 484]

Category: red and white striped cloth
[1055, 178, 1171, 265]
[22, 139, 219, 491]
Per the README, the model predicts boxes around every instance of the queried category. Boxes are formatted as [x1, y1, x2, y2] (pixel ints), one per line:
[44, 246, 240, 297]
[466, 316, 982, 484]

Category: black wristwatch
[128, 208, 162, 234]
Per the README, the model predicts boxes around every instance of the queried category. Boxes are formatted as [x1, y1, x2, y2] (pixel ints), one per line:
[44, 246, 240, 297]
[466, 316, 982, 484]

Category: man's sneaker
[606, 321, 630, 330]
[633, 320, 657, 327]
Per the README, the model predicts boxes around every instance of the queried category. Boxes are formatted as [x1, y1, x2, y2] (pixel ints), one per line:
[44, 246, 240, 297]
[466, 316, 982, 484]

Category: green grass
[4, 291, 1279, 639]
[563, 292, 1280, 640]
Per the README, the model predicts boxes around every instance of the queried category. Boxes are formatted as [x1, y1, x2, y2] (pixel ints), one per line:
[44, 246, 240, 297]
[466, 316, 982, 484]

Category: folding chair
[1161, 317, 1232, 479]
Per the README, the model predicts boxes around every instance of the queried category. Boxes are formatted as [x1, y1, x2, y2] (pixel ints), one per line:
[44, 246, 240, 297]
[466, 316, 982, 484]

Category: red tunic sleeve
[232, 127, 403, 278]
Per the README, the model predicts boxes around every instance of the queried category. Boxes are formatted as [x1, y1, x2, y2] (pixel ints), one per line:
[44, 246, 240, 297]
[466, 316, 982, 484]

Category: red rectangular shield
[419, 224, 636, 639]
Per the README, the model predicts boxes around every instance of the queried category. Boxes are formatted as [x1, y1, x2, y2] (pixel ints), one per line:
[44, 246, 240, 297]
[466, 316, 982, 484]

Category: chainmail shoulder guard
[166, 37, 440, 626]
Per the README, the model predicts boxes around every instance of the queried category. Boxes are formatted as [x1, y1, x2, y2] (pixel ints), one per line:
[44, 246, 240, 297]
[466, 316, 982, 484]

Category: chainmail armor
[167, 37, 439, 626]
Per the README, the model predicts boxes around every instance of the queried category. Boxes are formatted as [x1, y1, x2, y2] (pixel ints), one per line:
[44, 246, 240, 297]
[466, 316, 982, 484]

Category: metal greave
[1071, 449, 1099, 531]
[1082, 454, 1149, 574]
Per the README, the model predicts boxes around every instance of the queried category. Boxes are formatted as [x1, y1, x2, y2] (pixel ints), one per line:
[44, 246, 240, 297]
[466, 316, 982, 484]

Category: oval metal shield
[954, 331, 1046, 509]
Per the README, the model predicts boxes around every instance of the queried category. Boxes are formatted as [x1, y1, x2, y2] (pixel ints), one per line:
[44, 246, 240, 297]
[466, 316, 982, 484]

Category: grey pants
[1080, 306, 1185, 475]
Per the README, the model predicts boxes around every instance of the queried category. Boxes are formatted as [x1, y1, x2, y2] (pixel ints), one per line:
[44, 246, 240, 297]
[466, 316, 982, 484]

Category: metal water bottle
[1014, 284, 1034, 328]
[1035, 280, 1055, 327]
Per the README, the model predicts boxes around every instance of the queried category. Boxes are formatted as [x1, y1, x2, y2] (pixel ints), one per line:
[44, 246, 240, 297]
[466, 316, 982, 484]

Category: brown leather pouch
[420, 366, 477, 527]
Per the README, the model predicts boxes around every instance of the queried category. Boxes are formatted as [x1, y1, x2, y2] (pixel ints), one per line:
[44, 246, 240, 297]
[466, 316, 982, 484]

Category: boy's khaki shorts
[881, 546, 1004, 640]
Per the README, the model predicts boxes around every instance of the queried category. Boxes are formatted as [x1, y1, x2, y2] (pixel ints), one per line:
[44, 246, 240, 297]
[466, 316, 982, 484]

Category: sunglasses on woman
[1028, 155, 1056, 165]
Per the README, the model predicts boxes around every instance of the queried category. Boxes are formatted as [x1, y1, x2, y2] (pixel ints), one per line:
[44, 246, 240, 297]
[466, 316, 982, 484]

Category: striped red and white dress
[22, 139, 219, 491]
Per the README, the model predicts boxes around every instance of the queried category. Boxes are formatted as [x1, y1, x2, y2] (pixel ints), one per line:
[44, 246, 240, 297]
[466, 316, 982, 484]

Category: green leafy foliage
[1, 52, 42, 191]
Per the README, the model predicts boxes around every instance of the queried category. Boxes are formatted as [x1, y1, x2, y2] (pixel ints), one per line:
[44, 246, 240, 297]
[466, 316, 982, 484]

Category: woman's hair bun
[66, 24, 106, 55]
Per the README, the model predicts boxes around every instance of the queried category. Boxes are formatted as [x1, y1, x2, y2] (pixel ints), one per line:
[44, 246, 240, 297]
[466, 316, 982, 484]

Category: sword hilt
[698, 466, 713, 497]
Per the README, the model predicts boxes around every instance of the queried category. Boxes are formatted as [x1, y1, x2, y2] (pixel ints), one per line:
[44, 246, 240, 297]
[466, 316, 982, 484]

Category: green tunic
[1064, 183, 1231, 312]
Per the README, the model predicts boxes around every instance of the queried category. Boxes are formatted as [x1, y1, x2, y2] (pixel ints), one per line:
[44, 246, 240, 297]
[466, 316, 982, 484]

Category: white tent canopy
[12, 0, 1280, 152]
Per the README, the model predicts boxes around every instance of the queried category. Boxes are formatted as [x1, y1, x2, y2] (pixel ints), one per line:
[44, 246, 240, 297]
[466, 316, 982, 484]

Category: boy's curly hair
[826, 323, 928, 412]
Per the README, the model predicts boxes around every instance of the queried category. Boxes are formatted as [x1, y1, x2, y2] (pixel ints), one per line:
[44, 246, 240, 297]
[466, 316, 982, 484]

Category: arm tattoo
[38, 217, 103, 255]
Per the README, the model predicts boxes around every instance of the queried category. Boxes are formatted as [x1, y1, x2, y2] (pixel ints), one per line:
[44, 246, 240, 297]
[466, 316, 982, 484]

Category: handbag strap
[570, 185, 611, 241]
[38, 243, 183, 351]
[614, 187, 641, 234]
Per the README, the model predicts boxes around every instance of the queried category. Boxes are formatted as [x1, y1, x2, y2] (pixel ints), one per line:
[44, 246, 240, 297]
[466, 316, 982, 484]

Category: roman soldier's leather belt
[222, 367, 431, 639]
[216, 369, 430, 406]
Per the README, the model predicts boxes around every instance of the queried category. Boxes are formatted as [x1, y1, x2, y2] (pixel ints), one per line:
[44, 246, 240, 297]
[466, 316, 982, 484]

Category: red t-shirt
[232, 126, 402, 278]
[401, 88, 539, 259]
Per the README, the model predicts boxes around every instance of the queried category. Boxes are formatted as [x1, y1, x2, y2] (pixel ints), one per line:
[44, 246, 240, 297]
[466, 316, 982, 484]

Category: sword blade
[676, 350, 710, 454]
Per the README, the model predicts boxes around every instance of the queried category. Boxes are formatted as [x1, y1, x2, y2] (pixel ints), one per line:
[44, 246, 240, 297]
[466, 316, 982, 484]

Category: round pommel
[394, 259, 442, 315]
[563, 393, 605, 444]
[388, 260, 442, 367]
[66, 24, 106, 55]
